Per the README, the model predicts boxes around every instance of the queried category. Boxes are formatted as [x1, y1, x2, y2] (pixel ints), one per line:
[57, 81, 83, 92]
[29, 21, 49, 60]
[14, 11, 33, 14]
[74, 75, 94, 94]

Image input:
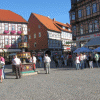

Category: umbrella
[73, 47, 92, 53]
[73, 48, 81, 53]
[92, 47, 100, 52]
[79, 47, 92, 53]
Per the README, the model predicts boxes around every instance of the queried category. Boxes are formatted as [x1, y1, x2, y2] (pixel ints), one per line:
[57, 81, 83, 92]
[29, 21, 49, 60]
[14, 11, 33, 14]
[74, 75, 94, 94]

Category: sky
[0, 0, 71, 24]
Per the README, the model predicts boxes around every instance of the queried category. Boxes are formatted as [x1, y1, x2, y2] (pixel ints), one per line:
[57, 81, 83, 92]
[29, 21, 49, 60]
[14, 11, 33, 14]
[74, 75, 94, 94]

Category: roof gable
[0, 9, 27, 23]
[32, 13, 61, 32]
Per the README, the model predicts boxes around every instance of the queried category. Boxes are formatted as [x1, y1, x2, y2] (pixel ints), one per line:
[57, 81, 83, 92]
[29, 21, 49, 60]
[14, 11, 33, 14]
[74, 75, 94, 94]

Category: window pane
[93, 3, 97, 13]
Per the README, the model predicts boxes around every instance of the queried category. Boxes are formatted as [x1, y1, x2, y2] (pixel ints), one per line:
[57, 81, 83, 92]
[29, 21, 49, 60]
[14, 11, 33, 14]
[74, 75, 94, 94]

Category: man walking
[44, 54, 51, 74]
[12, 55, 21, 79]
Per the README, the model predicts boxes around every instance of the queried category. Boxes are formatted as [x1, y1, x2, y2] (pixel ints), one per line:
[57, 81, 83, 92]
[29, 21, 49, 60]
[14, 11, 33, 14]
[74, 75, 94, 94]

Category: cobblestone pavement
[1, 61, 100, 100]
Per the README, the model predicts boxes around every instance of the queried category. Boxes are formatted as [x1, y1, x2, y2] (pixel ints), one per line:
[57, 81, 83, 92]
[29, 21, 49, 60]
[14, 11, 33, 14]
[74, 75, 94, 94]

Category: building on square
[28, 13, 72, 56]
[69, 0, 100, 48]
[0, 9, 28, 63]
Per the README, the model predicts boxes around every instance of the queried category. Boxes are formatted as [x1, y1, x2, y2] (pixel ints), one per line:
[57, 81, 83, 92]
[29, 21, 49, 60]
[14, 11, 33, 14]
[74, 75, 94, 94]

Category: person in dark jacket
[88, 53, 93, 68]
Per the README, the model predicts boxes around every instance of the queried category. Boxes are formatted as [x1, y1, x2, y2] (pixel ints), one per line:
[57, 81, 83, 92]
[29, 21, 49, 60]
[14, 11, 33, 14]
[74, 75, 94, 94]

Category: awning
[84, 37, 100, 47]
[0, 49, 21, 52]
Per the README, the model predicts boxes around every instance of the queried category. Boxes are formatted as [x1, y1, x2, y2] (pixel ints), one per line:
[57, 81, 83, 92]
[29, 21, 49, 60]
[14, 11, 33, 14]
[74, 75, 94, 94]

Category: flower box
[4, 45, 11, 49]
[4, 30, 9, 34]
[11, 30, 16, 34]
[17, 31, 22, 35]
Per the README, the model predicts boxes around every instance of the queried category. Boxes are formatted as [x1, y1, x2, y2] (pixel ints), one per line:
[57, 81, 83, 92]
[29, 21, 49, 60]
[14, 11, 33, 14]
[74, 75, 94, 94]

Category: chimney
[48, 16, 50, 18]
[53, 18, 55, 21]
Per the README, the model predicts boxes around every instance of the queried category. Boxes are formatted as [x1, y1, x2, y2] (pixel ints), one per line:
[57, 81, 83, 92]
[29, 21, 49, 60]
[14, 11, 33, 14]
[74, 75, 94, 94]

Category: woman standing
[75, 54, 80, 70]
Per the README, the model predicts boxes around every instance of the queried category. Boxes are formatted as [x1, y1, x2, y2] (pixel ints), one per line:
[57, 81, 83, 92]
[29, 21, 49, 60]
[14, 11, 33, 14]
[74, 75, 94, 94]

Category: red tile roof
[32, 13, 72, 33]
[33, 13, 61, 32]
[0, 9, 27, 23]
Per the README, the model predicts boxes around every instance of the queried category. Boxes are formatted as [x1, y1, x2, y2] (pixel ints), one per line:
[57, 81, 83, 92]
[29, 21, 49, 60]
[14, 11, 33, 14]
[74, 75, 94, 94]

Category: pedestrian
[28, 57, 32, 63]
[12, 55, 22, 79]
[95, 52, 99, 68]
[83, 53, 87, 68]
[38, 56, 42, 68]
[0, 68, 2, 82]
[0, 55, 5, 79]
[68, 53, 72, 67]
[75, 54, 80, 70]
[80, 53, 84, 69]
[44, 54, 51, 74]
[88, 53, 93, 68]
[32, 54, 37, 71]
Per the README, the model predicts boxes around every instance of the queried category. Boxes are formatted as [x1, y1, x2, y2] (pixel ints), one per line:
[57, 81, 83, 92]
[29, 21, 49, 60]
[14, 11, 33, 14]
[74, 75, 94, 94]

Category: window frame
[86, 6, 91, 15]
[92, 3, 97, 13]
[78, 9, 82, 18]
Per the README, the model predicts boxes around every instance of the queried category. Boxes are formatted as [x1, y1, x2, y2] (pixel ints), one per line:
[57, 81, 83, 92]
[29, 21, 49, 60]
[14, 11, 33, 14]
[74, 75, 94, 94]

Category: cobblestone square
[1, 64, 100, 100]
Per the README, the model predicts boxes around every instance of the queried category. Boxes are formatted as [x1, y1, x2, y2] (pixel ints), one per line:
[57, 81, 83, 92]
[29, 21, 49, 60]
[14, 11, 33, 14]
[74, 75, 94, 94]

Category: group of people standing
[75, 52, 100, 70]
[53, 53, 72, 68]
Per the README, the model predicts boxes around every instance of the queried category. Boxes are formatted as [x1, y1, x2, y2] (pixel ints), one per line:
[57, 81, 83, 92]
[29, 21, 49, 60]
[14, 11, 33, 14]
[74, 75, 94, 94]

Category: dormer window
[68, 28, 71, 31]
[62, 26, 65, 29]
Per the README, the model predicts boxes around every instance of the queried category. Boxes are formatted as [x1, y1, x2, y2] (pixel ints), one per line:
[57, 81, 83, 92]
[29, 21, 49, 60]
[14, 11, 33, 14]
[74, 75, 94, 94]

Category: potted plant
[4, 45, 11, 49]
[17, 31, 22, 35]
[4, 30, 9, 34]
[11, 30, 16, 35]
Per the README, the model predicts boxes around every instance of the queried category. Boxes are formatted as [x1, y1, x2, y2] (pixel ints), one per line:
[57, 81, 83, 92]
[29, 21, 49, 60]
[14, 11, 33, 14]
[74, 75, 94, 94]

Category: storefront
[0, 49, 21, 64]
[76, 33, 100, 48]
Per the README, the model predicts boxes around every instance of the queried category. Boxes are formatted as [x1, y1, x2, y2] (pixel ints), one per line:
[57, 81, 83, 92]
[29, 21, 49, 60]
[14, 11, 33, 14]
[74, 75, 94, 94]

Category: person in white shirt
[44, 54, 51, 74]
[83, 53, 87, 68]
[32, 54, 37, 70]
[75, 54, 80, 70]
[12, 55, 21, 79]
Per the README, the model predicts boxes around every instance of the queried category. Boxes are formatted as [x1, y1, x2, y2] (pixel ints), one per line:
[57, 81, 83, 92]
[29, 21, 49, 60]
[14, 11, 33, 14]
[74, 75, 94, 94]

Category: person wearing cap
[0, 55, 5, 79]
[44, 54, 51, 74]
[12, 55, 22, 79]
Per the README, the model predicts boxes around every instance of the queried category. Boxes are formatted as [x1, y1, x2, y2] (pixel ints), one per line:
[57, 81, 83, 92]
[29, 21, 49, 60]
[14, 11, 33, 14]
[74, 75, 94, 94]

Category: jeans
[80, 60, 84, 69]
[89, 61, 93, 68]
[76, 63, 80, 70]
[96, 61, 99, 68]
[2, 65, 5, 79]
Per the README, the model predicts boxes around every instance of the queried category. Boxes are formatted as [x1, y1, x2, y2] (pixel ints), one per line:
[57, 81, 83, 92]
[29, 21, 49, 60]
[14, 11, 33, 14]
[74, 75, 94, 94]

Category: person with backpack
[95, 52, 99, 68]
